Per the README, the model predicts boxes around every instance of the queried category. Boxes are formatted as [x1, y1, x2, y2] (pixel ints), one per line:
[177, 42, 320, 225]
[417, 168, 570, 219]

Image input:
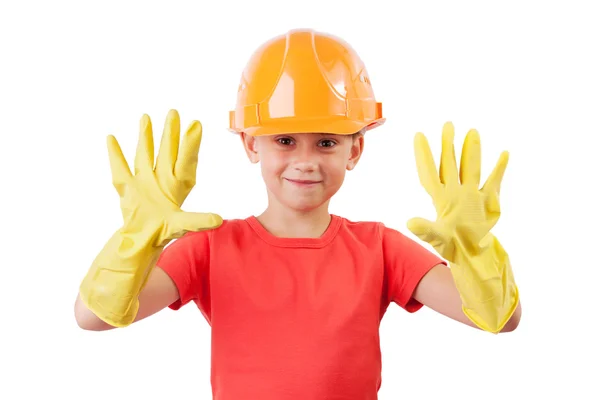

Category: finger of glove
[174, 119, 202, 184]
[155, 109, 180, 176]
[484, 191, 501, 225]
[107, 135, 132, 196]
[440, 122, 459, 186]
[134, 114, 155, 175]
[414, 132, 441, 197]
[168, 211, 223, 238]
[482, 150, 509, 195]
[459, 129, 481, 187]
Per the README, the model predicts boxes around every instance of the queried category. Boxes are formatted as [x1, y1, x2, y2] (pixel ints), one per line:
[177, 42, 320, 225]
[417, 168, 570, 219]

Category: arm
[74, 266, 180, 331]
[76, 226, 214, 331]
[407, 123, 520, 334]
[76, 111, 221, 328]
[413, 263, 521, 332]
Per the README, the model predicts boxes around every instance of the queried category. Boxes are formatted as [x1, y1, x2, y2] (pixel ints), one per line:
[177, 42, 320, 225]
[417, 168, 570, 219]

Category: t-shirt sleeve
[381, 224, 446, 313]
[156, 230, 212, 312]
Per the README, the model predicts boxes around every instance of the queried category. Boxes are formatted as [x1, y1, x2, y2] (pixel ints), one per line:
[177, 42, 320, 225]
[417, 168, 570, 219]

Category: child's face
[241, 132, 364, 212]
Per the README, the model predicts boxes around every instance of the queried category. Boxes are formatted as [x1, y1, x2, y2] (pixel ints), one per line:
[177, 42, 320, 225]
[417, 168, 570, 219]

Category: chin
[266, 180, 342, 213]
[282, 195, 330, 213]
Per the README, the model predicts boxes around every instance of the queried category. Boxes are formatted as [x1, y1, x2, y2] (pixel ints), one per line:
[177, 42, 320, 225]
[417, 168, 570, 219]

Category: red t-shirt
[157, 214, 444, 399]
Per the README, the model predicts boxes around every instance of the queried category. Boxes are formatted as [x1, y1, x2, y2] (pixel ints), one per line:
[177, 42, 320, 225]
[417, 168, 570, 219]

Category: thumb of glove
[407, 217, 437, 240]
[407, 217, 452, 256]
[165, 211, 223, 242]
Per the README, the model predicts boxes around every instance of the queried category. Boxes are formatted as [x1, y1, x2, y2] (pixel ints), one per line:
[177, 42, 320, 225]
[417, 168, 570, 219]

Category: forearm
[450, 234, 520, 333]
[501, 300, 521, 332]
[78, 229, 163, 328]
[414, 262, 521, 333]
[75, 264, 180, 331]
[74, 293, 115, 331]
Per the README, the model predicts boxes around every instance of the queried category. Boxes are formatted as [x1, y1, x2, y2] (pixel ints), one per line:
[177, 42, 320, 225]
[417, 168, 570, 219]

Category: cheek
[260, 150, 287, 178]
[323, 155, 349, 184]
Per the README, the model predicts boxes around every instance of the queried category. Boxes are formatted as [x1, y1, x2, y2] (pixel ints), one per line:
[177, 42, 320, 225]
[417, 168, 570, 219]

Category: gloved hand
[407, 122, 519, 333]
[79, 110, 222, 327]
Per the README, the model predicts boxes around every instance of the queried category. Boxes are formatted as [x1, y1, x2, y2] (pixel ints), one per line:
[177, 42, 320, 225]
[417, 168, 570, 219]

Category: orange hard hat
[229, 28, 385, 136]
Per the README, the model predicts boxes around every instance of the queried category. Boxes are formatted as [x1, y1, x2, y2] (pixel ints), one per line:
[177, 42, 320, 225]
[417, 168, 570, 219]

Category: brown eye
[277, 137, 293, 145]
[318, 139, 336, 148]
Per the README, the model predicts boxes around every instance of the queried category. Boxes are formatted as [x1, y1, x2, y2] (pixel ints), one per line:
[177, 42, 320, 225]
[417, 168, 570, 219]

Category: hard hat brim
[229, 116, 385, 136]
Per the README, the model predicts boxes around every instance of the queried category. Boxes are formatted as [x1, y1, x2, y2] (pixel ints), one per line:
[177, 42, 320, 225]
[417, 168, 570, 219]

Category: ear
[240, 132, 260, 163]
[346, 133, 365, 170]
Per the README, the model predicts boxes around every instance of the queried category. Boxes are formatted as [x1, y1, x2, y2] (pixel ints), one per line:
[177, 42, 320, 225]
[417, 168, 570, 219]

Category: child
[75, 29, 522, 399]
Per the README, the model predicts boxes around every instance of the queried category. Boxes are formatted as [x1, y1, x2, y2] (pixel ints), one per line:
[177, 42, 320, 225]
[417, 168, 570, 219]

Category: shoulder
[336, 215, 410, 242]
[210, 217, 256, 239]
[336, 215, 433, 253]
[335, 215, 386, 243]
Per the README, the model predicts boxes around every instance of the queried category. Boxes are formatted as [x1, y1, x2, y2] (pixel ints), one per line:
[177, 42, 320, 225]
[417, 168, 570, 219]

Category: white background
[1, 0, 599, 399]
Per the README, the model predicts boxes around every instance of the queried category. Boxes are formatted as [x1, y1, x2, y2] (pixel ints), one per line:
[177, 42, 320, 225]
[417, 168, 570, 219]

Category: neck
[256, 201, 332, 239]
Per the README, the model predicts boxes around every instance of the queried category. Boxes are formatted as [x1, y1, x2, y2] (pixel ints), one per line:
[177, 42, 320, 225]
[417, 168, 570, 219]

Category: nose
[291, 145, 318, 173]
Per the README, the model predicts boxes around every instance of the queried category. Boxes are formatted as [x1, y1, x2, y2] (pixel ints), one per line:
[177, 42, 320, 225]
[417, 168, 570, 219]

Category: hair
[351, 128, 366, 140]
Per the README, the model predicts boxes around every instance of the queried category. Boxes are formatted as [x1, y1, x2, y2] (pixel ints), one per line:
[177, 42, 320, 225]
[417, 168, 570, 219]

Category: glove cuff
[450, 235, 519, 333]
[79, 229, 164, 327]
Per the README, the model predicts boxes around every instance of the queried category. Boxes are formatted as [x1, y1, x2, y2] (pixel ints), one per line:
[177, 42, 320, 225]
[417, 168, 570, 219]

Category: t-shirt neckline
[245, 214, 342, 248]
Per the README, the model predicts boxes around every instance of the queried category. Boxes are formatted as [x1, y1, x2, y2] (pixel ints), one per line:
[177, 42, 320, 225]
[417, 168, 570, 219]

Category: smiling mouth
[285, 178, 322, 186]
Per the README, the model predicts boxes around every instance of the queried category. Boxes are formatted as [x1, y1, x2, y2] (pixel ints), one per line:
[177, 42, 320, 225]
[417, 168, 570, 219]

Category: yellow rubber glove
[79, 110, 222, 327]
[407, 122, 519, 333]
